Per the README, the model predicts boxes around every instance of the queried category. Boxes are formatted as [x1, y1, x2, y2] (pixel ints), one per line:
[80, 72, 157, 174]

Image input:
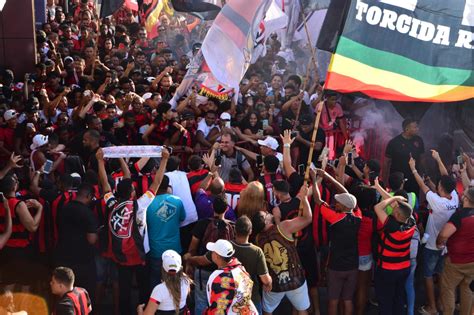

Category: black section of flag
[100, 0, 124, 18]
[316, 0, 351, 52]
[171, 0, 221, 20]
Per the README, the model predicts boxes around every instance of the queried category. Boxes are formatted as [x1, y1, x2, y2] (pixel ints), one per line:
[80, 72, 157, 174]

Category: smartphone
[257, 129, 264, 137]
[298, 164, 305, 176]
[215, 154, 222, 167]
[256, 155, 263, 166]
[225, 121, 231, 128]
[457, 155, 463, 166]
[43, 159, 53, 174]
[347, 152, 353, 166]
[369, 172, 376, 186]
[262, 119, 269, 129]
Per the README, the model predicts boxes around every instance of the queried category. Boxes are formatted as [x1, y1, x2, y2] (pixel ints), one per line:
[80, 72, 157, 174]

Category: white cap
[220, 112, 231, 121]
[30, 134, 49, 150]
[258, 136, 279, 151]
[142, 92, 153, 101]
[206, 239, 235, 258]
[146, 76, 156, 83]
[334, 193, 357, 210]
[3, 109, 17, 121]
[162, 249, 182, 272]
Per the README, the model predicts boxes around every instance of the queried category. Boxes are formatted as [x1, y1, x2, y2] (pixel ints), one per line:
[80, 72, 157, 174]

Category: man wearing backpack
[184, 196, 235, 315]
[212, 133, 254, 182]
[96, 148, 169, 315]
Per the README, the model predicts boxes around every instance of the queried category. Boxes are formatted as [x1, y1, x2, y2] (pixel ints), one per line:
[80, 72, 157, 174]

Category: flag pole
[91, 5, 102, 79]
[293, 3, 321, 129]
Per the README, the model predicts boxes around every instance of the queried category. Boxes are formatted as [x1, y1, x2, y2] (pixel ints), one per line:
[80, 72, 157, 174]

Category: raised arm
[431, 150, 448, 176]
[320, 168, 348, 194]
[0, 154, 22, 180]
[96, 148, 111, 194]
[374, 196, 406, 225]
[18, 199, 43, 232]
[148, 148, 170, 194]
[280, 130, 296, 176]
[409, 157, 430, 194]
[372, 177, 391, 200]
[118, 158, 131, 179]
[281, 185, 312, 235]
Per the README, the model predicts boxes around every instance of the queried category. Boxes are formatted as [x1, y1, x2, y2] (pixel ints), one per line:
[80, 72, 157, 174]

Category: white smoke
[350, 98, 403, 161]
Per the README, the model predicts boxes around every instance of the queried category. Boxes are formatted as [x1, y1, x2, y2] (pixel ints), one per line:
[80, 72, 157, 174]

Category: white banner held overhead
[102, 146, 165, 158]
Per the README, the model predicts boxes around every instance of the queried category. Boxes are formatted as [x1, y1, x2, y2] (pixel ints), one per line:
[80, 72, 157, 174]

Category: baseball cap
[220, 112, 231, 121]
[258, 136, 279, 151]
[3, 109, 17, 121]
[142, 92, 153, 100]
[30, 134, 49, 150]
[206, 239, 235, 258]
[182, 111, 195, 120]
[334, 193, 357, 210]
[299, 114, 313, 126]
[162, 249, 182, 273]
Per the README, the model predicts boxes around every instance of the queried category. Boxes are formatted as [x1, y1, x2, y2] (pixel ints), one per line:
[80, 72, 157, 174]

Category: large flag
[171, 0, 222, 19]
[323, 0, 474, 102]
[201, 0, 273, 91]
[251, 0, 289, 63]
[140, 0, 174, 38]
[100, 0, 124, 17]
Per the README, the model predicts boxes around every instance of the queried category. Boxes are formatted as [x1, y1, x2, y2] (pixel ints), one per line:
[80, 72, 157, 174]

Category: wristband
[283, 143, 291, 148]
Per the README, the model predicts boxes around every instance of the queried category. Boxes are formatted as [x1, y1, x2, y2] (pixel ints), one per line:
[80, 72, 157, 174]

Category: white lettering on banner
[355, 1, 474, 50]
[455, 29, 474, 48]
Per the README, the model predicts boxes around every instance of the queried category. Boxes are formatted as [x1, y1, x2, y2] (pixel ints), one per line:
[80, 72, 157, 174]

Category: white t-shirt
[165, 170, 198, 227]
[149, 279, 190, 311]
[425, 190, 459, 250]
[197, 119, 218, 138]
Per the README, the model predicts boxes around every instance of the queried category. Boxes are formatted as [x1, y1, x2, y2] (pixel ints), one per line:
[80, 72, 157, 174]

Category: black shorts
[298, 246, 318, 287]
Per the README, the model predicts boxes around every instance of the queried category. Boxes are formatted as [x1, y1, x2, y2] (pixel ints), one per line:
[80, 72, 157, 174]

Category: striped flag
[201, 0, 273, 91]
[100, 0, 124, 17]
[170, 0, 223, 19]
[140, 0, 174, 39]
[323, 0, 474, 102]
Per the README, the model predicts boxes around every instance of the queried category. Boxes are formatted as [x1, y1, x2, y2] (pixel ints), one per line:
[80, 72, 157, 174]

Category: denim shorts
[423, 247, 445, 278]
[262, 281, 310, 313]
[358, 254, 373, 271]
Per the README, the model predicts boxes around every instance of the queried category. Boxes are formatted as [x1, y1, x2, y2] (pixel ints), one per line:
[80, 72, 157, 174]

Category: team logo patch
[109, 201, 134, 238]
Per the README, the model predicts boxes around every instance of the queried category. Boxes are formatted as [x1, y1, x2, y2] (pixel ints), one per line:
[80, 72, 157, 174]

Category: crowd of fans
[0, 0, 473, 315]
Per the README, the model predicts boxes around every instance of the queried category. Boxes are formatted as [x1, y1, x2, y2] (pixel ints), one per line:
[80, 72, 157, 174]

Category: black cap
[181, 111, 195, 120]
[299, 114, 313, 126]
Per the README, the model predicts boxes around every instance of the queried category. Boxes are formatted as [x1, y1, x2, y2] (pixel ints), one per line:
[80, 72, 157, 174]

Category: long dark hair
[161, 268, 193, 314]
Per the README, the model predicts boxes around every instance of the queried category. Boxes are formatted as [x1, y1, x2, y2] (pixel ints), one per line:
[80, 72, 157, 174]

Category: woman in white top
[138, 250, 192, 315]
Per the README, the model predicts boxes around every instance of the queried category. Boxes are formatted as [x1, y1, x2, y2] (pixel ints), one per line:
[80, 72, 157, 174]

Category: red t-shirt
[0, 126, 15, 161]
[447, 208, 474, 264]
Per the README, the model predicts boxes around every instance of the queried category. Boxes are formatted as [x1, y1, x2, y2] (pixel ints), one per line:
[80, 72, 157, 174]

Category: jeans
[375, 266, 410, 315]
[440, 257, 474, 315]
[194, 268, 212, 315]
[117, 264, 149, 315]
[147, 256, 163, 290]
[405, 258, 417, 315]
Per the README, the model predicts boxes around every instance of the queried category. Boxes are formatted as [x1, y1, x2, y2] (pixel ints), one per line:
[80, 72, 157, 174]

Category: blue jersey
[146, 194, 186, 259]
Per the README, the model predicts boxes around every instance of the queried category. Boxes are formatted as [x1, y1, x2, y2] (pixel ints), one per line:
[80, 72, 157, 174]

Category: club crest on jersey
[109, 201, 134, 238]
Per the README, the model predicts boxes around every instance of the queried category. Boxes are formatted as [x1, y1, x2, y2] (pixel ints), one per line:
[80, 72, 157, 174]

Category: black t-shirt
[297, 127, 326, 165]
[288, 172, 304, 198]
[385, 134, 424, 177]
[55, 200, 98, 264]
